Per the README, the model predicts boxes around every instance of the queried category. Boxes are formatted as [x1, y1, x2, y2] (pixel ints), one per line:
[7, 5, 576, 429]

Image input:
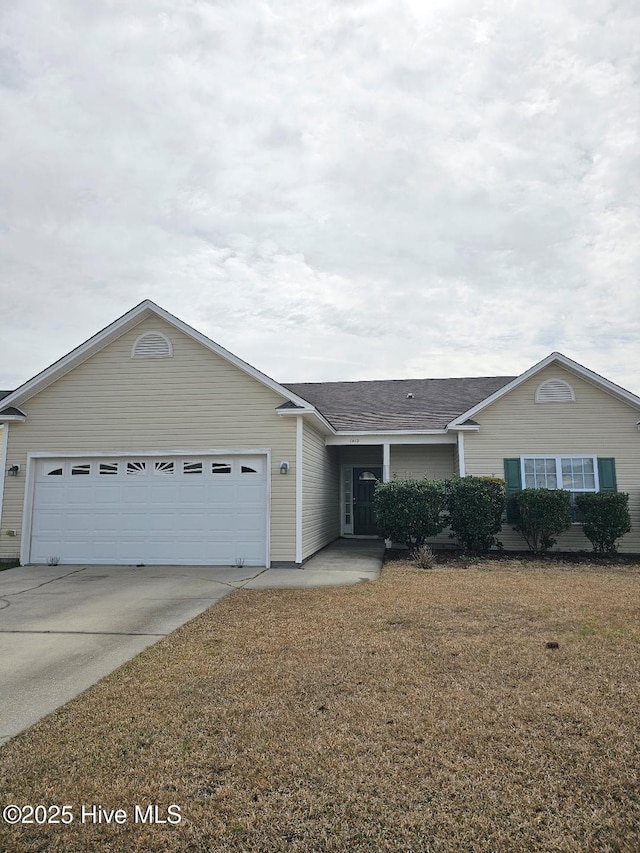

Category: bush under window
[510, 488, 572, 554]
[575, 492, 631, 554]
[445, 476, 506, 554]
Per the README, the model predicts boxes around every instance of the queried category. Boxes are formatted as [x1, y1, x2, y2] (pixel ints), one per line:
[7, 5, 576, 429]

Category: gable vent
[131, 332, 173, 359]
[535, 379, 575, 403]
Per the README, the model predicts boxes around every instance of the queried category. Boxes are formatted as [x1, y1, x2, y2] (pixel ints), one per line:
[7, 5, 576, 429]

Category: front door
[352, 467, 382, 535]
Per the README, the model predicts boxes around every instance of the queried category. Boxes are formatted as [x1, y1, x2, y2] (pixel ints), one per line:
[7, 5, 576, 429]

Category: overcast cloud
[0, 0, 638, 391]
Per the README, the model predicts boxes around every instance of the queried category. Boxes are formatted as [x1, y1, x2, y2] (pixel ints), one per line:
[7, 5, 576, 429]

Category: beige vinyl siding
[338, 446, 384, 466]
[301, 423, 340, 560]
[390, 445, 456, 481]
[1, 316, 297, 562]
[464, 364, 640, 552]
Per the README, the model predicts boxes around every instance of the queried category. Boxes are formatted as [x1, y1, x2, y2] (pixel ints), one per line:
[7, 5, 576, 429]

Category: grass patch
[1, 560, 639, 852]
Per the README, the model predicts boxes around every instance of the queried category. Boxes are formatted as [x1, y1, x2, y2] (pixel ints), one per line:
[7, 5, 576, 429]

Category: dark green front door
[353, 467, 382, 535]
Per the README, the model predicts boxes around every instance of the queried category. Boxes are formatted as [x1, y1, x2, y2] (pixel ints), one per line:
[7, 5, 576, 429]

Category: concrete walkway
[0, 539, 384, 746]
[245, 537, 385, 588]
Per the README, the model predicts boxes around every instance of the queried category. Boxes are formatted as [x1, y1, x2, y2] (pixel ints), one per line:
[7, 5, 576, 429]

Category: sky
[0, 0, 639, 393]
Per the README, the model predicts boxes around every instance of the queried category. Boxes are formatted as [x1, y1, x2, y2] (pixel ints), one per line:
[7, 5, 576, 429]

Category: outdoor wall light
[279, 461, 289, 474]
[7, 465, 20, 477]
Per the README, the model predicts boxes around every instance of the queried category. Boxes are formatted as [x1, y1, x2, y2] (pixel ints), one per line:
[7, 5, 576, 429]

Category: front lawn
[1, 559, 639, 852]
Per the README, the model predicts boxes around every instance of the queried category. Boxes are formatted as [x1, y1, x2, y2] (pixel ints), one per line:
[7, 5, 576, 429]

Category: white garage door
[29, 455, 268, 566]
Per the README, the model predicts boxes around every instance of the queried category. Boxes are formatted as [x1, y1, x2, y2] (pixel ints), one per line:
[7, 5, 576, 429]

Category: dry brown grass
[1, 559, 639, 852]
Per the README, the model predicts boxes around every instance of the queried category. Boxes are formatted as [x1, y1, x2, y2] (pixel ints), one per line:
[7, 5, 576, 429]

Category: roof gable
[448, 352, 640, 427]
[0, 300, 315, 414]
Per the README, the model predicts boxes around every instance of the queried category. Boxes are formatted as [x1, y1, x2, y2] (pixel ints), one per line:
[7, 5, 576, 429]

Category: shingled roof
[282, 376, 516, 432]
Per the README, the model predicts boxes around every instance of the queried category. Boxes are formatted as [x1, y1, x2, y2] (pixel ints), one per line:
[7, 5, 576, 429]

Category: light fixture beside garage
[279, 461, 290, 474]
[7, 465, 20, 477]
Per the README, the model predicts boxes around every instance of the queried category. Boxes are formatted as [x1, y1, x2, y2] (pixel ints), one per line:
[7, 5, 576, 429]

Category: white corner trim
[296, 416, 303, 565]
[448, 351, 640, 428]
[0, 425, 7, 529]
[457, 431, 465, 476]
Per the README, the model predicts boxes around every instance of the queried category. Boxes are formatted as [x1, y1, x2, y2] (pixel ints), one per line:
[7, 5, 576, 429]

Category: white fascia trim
[446, 424, 480, 432]
[448, 351, 640, 428]
[327, 433, 456, 446]
[295, 415, 303, 565]
[276, 407, 336, 434]
[0, 415, 26, 422]
[2, 299, 315, 412]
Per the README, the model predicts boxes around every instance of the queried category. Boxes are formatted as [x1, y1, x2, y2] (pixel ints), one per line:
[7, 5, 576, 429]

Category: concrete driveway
[0, 540, 383, 745]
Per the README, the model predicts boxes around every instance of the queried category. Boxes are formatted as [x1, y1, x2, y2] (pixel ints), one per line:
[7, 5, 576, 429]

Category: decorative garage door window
[127, 461, 147, 475]
[71, 463, 91, 475]
[39, 457, 265, 478]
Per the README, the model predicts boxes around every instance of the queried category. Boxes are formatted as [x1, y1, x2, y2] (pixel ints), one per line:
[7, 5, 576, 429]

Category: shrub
[409, 543, 437, 569]
[373, 479, 447, 547]
[445, 476, 506, 554]
[511, 488, 572, 554]
[575, 492, 631, 554]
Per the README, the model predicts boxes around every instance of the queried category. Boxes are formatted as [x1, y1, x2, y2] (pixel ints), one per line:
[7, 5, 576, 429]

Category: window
[99, 462, 118, 475]
[212, 462, 232, 474]
[517, 455, 600, 522]
[47, 467, 63, 476]
[183, 461, 203, 475]
[126, 461, 147, 475]
[71, 463, 91, 476]
[521, 456, 597, 493]
[240, 465, 257, 474]
[154, 461, 175, 475]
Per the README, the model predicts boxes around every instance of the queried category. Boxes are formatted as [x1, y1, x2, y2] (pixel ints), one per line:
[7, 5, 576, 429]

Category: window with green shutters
[503, 456, 617, 522]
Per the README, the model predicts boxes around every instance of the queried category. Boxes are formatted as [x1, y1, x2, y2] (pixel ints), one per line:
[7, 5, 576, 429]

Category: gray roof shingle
[282, 376, 515, 431]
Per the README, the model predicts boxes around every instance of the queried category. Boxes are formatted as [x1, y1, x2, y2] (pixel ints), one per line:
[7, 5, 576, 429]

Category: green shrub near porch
[445, 476, 506, 554]
[373, 479, 447, 547]
[575, 492, 631, 554]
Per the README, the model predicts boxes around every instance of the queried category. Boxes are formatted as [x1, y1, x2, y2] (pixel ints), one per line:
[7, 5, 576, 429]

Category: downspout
[295, 415, 303, 565]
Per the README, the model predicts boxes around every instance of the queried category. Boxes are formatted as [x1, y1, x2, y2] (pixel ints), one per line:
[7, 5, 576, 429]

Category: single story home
[1, 300, 639, 566]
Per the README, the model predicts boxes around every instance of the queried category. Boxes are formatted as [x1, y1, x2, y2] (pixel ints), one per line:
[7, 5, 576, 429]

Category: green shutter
[504, 458, 522, 522]
[597, 458, 617, 492]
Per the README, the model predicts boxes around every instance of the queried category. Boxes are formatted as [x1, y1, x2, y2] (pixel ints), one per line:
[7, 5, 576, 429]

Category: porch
[331, 439, 459, 536]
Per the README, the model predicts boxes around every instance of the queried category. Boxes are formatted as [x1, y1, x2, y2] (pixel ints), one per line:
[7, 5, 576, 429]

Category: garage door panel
[30, 455, 268, 566]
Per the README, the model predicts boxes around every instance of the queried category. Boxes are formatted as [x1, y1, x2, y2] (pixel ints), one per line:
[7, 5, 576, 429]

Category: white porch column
[457, 431, 465, 476]
[383, 442, 390, 482]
